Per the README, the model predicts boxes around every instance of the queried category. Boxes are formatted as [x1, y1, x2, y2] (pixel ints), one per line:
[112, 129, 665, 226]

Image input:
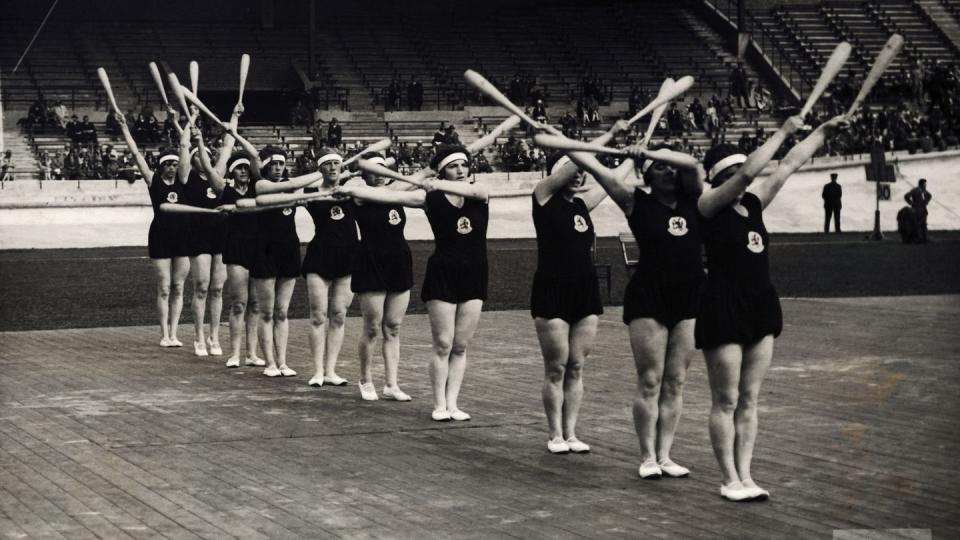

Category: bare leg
[563, 315, 598, 440]
[358, 292, 384, 385]
[535, 317, 571, 441]
[446, 299, 483, 414]
[207, 254, 227, 348]
[426, 300, 456, 413]
[306, 274, 330, 382]
[152, 258, 173, 342]
[225, 264, 248, 366]
[735, 335, 774, 492]
[190, 254, 212, 352]
[657, 319, 696, 462]
[244, 280, 261, 364]
[254, 277, 277, 371]
[169, 257, 190, 342]
[381, 291, 410, 389]
[324, 276, 354, 380]
[273, 277, 297, 371]
[628, 318, 669, 463]
[704, 343, 744, 486]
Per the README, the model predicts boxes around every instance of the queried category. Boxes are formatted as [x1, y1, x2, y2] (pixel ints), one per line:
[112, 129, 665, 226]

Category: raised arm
[698, 115, 804, 218]
[643, 148, 704, 198]
[176, 123, 194, 185]
[114, 113, 152, 184]
[749, 115, 847, 209]
[566, 149, 635, 212]
[533, 158, 580, 206]
[224, 123, 262, 175]
[196, 134, 226, 194]
[214, 105, 243, 178]
[337, 183, 427, 208]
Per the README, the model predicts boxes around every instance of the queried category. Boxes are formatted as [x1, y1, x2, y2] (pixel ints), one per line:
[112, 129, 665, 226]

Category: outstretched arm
[750, 115, 847, 209]
[424, 179, 489, 202]
[698, 115, 804, 218]
[338, 184, 427, 208]
[256, 169, 324, 195]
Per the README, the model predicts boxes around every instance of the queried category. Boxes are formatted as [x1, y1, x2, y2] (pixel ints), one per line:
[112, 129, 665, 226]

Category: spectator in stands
[38, 151, 52, 181]
[705, 100, 720, 138]
[532, 100, 548, 125]
[79, 115, 98, 147]
[50, 151, 64, 180]
[720, 95, 736, 124]
[443, 125, 461, 145]
[298, 142, 320, 174]
[473, 152, 493, 173]
[387, 78, 401, 111]
[64, 148, 80, 180]
[585, 97, 600, 126]
[105, 110, 121, 139]
[78, 148, 95, 179]
[327, 118, 342, 148]
[905, 179, 933, 242]
[103, 150, 120, 180]
[66, 114, 81, 145]
[310, 117, 327, 146]
[561, 111, 578, 138]
[688, 98, 704, 129]
[52, 101, 68, 128]
[667, 103, 685, 137]
[509, 73, 526, 106]
[729, 62, 750, 109]
[432, 123, 446, 147]
[161, 110, 178, 146]
[144, 151, 158, 171]
[821, 172, 842, 234]
[27, 94, 47, 128]
[628, 87, 643, 120]
[751, 81, 771, 114]
[1, 151, 14, 182]
[290, 98, 311, 127]
[409, 78, 424, 111]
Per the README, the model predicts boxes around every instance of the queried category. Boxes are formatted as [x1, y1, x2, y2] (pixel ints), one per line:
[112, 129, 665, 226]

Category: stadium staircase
[752, 0, 958, 96]
[914, 0, 960, 50]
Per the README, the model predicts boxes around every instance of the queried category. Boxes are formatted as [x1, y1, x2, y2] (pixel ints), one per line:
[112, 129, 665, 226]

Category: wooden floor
[1, 297, 958, 539]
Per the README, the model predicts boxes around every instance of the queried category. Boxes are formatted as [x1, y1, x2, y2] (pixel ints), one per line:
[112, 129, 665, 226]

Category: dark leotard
[147, 171, 191, 259]
[220, 182, 258, 268]
[301, 192, 359, 280]
[421, 190, 489, 303]
[352, 200, 413, 293]
[249, 177, 301, 279]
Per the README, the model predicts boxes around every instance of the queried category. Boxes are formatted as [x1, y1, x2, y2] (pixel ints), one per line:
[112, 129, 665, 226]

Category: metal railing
[703, 0, 813, 101]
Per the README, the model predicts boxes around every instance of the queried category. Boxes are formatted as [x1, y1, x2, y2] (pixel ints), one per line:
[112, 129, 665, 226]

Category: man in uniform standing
[905, 178, 933, 242]
[822, 172, 842, 233]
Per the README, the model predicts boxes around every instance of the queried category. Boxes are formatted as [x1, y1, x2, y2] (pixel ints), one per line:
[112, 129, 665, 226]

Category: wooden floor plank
[0, 297, 958, 538]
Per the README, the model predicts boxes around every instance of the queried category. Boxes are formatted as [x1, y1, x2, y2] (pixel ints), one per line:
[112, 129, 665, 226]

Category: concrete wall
[1, 154, 956, 250]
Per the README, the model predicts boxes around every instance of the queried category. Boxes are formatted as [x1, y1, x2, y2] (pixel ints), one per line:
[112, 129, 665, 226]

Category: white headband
[228, 158, 250, 173]
[708, 153, 747, 181]
[263, 154, 286, 166]
[189, 147, 212, 158]
[159, 154, 179, 165]
[549, 155, 572, 176]
[437, 152, 468, 171]
[317, 153, 343, 166]
[365, 156, 386, 167]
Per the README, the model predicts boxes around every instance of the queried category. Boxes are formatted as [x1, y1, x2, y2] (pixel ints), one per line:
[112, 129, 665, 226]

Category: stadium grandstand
[3, 0, 957, 183]
[2, 1, 960, 538]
